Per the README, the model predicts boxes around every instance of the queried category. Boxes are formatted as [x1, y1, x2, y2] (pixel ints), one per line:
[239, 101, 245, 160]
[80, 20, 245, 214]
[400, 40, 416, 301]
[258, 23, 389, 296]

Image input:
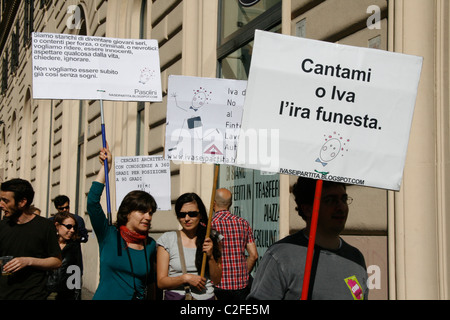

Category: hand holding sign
[96, 144, 112, 183]
[95, 143, 113, 225]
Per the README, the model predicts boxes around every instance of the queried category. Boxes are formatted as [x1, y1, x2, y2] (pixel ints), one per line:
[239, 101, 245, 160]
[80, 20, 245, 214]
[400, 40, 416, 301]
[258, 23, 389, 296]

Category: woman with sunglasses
[157, 192, 222, 300]
[87, 146, 158, 300]
[47, 212, 82, 300]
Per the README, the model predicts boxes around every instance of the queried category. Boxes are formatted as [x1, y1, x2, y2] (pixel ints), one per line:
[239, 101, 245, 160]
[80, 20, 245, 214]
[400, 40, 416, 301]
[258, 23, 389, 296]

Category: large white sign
[165, 75, 247, 164]
[236, 30, 423, 191]
[32, 32, 162, 101]
[114, 156, 171, 211]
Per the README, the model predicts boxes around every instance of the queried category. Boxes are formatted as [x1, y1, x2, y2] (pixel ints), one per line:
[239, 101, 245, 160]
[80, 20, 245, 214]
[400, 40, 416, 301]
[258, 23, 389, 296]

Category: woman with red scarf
[87, 146, 157, 300]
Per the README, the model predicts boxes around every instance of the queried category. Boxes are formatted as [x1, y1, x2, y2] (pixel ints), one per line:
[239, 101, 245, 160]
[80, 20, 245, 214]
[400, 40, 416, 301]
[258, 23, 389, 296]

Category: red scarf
[119, 225, 146, 244]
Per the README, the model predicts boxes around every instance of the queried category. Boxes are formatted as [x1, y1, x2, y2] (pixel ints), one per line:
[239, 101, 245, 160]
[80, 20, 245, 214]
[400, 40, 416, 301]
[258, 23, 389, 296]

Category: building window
[9, 112, 18, 176]
[217, 0, 281, 79]
[0, 127, 5, 183]
[24, 0, 34, 47]
[40, 0, 52, 9]
[219, 0, 281, 42]
[217, 0, 282, 272]
[1, 54, 7, 94]
[11, 21, 19, 73]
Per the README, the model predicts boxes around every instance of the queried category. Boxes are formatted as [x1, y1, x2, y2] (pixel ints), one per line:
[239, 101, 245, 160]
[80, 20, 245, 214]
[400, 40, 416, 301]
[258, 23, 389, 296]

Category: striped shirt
[211, 210, 255, 290]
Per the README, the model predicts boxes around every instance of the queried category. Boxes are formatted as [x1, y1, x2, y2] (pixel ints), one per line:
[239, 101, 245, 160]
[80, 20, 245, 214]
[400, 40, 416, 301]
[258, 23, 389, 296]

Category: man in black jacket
[0, 178, 62, 299]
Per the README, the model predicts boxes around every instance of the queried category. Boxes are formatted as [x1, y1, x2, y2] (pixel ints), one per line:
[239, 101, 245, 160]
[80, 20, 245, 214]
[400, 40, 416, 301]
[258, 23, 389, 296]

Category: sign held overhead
[32, 32, 162, 101]
[165, 75, 247, 165]
[236, 30, 423, 191]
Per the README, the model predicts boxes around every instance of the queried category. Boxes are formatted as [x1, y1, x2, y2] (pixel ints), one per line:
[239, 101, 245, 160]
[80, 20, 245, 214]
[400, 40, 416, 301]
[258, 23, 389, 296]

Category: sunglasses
[61, 223, 76, 230]
[176, 211, 200, 219]
[57, 205, 70, 211]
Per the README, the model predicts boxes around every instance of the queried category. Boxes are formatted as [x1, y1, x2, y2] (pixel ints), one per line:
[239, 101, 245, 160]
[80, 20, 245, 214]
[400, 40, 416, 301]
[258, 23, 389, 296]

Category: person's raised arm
[86, 144, 113, 240]
[96, 145, 112, 184]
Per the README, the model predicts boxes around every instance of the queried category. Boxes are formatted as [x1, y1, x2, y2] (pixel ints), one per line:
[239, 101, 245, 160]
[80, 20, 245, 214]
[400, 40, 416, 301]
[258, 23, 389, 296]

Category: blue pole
[99, 97, 112, 225]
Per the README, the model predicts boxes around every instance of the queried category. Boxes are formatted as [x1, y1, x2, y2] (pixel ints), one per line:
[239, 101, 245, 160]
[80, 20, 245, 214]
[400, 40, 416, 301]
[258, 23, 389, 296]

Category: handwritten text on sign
[114, 156, 171, 211]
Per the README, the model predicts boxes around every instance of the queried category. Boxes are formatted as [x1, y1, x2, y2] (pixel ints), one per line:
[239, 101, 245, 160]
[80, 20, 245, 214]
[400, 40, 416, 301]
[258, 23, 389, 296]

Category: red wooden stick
[300, 179, 323, 300]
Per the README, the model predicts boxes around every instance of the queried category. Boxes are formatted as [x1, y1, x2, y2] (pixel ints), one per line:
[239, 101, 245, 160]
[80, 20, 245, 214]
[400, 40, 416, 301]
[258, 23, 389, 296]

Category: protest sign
[218, 165, 279, 274]
[32, 32, 162, 101]
[114, 156, 171, 211]
[252, 172, 279, 261]
[236, 30, 423, 191]
[165, 75, 247, 165]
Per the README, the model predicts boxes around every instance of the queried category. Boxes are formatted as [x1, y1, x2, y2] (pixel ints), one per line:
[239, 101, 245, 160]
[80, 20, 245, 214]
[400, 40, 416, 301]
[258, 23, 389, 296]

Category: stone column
[389, 0, 449, 299]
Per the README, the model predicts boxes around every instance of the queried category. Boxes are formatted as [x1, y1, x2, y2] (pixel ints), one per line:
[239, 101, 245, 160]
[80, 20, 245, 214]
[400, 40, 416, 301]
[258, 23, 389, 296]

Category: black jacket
[47, 240, 82, 300]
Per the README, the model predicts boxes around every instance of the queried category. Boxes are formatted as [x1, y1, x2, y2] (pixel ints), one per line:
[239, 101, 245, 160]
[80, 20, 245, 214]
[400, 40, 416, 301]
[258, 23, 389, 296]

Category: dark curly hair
[53, 195, 70, 209]
[175, 193, 221, 274]
[1, 178, 34, 209]
[291, 177, 346, 221]
[114, 190, 157, 229]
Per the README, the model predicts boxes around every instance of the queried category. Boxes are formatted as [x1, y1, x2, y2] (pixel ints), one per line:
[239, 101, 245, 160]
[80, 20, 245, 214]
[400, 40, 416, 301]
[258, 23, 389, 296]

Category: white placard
[236, 30, 423, 191]
[114, 156, 171, 211]
[32, 32, 162, 101]
[165, 75, 247, 164]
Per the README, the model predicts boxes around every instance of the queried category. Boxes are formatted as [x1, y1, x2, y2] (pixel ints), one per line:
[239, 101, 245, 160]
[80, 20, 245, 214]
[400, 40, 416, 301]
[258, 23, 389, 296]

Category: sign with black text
[165, 75, 247, 164]
[218, 166, 279, 273]
[32, 32, 162, 101]
[236, 30, 423, 190]
[114, 156, 171, 211]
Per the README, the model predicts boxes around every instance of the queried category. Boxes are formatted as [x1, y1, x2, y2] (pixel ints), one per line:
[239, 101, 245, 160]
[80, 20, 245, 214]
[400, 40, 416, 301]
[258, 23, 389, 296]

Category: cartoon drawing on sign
[168, 87, 220, 154]
[139, 67, 155, 84]
[315, 132, 350, 173]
